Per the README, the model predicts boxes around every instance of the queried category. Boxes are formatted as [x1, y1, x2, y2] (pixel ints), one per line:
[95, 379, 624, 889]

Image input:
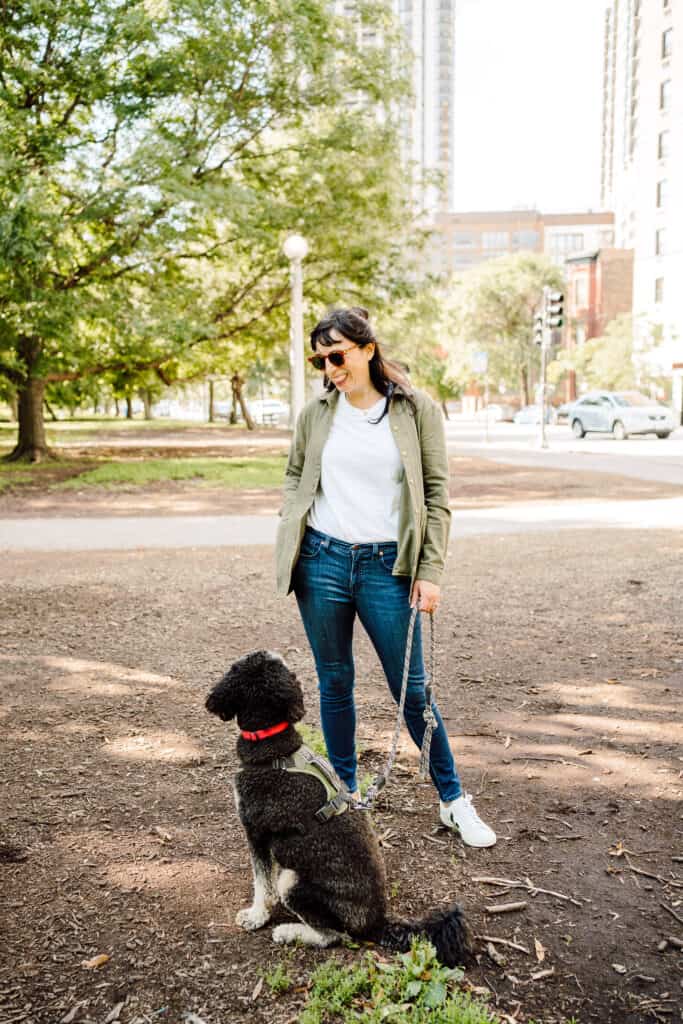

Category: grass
[0, 417, 252, 439]
[298, 939, 499, 1024]
[55, 455, 287, 489]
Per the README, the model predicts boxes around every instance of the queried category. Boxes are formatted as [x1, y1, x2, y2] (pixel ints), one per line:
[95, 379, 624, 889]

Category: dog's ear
[205, 671, 238, 721]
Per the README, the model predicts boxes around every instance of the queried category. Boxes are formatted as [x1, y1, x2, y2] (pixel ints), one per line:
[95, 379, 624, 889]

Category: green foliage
[296, 724, 329, 759]
[446, 254, 564, 403]
[547, 315, 663, 393]
[55, 455, 286, 489]
[0, 0, 419, 455]
[299, 940, 498, 1024]
[262, 961, 294, 995]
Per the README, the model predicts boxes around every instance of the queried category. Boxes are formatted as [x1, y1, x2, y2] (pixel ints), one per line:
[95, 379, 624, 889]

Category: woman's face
[315, 329, 374, 396]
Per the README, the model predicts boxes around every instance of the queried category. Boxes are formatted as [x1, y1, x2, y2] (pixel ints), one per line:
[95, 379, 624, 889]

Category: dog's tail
[369, 903, 471, 967]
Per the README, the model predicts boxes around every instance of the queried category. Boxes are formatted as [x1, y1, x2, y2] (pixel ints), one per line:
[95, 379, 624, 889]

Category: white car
[569, 391, 675, 439]
[248, 399, 289, 425]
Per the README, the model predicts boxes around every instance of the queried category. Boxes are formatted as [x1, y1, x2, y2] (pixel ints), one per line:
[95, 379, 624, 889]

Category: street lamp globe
[283, 233, 309, 262]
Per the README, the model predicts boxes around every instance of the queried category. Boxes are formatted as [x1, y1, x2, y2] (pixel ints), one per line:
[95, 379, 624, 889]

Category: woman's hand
[410, 579, 441, 614]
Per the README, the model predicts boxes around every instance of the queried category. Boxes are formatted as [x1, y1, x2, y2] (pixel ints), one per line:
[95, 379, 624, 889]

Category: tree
[0, 0, 414, 459]
[547, 314, 665, 394]
[446, 254, 564, 407]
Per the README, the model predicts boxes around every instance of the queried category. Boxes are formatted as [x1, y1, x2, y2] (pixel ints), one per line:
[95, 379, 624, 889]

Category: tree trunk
[8, 391, 18, 421]
[140, 389, 153, 420]
[441, 399, 450, 420]
[208, 379, 215, 423]
[231, 372, 254, 430]
[520, 366, 530, 408]
[44, 398, 58, 422]
[4, 377, 53, 462]
[125, 395, 134, 419]
[114, 398, 121, 416]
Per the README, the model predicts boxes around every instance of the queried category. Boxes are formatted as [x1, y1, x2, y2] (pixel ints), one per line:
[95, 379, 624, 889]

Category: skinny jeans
[293, 527, 462, 801]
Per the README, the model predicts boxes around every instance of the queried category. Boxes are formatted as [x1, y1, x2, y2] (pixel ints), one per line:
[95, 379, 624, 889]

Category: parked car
[474, 403, 516, 422]
[513, 404, 557, 425]
[248, 398, 289, 426]
[569, 391, 674, 439]
[556, 400, 577, 422]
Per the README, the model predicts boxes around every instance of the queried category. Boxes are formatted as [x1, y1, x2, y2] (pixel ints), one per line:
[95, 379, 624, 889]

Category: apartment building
[429, 209, 615, 275]
[602, 0, 683, 416]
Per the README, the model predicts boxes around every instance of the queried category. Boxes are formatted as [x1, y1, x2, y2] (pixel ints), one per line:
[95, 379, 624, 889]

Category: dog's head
[205, 651, 305, 731]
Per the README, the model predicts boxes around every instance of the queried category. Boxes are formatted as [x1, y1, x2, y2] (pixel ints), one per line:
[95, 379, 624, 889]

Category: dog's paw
[236, 905, 271, 931]
[272, 923, 301, 945]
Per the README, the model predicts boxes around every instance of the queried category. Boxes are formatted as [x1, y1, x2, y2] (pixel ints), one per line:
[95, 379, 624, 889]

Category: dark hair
[309, 307, 414, 422]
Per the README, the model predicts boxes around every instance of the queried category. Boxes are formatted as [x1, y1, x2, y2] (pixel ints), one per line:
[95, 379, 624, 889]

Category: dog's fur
[205, 650, 470, 966]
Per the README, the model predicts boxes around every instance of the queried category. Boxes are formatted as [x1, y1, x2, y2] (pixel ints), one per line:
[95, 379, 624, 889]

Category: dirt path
[2, 530, 681, 1024]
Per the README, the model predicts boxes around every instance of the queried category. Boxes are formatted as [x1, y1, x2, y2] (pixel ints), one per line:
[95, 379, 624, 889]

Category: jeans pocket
[379, 547, 398, 573]
[298, 532, 323, 560]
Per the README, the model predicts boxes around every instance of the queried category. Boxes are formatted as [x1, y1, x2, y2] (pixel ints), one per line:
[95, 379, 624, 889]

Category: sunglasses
[307, 344, 359, 372]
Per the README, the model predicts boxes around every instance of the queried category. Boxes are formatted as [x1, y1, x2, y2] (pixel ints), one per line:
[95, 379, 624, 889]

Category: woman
[276, 307, 495, 848]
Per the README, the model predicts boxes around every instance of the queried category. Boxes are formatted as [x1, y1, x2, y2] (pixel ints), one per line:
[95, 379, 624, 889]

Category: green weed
[262, 961, 294, 994]
[298, 938, 499, 1024]
[296, 724, 328, 757]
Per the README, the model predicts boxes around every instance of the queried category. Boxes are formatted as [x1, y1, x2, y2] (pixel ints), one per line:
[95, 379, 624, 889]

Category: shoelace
[446, 793, 484, 826]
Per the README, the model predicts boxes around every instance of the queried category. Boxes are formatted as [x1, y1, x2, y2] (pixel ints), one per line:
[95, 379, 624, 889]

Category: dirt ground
[2, 509, 682, 1024]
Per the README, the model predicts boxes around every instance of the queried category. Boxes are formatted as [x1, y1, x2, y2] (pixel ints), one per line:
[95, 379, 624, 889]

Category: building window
[663, 0, 670, 8]
[656, 228, 665, 256]
[574, 275, 588, 308]
[655, 278, 664, 303]
[658, 130, 670, 159]
[453, 231, 475, 247]
[482, 231, 509, 249]
[662, 28, 672, 59]
[511, 230, 540, 249]
[660, 79, 671, 110]
[657, 179, 668, 207]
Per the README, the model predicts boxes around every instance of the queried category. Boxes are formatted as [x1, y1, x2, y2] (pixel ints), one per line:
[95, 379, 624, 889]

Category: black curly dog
[205, 650, 471, 966]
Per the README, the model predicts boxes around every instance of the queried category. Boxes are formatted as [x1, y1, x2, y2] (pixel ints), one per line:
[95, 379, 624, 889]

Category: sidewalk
[2, 495, 682, 551]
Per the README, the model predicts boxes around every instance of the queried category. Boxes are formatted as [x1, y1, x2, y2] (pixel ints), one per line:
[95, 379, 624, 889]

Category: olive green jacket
[275, 388, 451, 596]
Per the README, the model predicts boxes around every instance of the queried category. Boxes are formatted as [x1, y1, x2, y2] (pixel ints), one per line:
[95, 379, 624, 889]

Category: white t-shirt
[308, 393, 403, 543]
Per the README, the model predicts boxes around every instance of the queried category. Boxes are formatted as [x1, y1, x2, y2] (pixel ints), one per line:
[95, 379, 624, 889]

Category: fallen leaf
[104, 1003, 125, 1023]
[606, 678, 621, 685]
[612, 963, 627, 974]
[534, 938, 546, 963]
[251, 976, 264, 1001]
[81, 954, 110, 970]
[152, 826, 172, 843]
[486, 942, 506, 967]
[61, 1003, 85, 1023]
[504, 735, 511, 749]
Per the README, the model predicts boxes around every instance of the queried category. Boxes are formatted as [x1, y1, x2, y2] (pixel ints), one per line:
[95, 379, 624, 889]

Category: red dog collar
[240, 721, 289, 741]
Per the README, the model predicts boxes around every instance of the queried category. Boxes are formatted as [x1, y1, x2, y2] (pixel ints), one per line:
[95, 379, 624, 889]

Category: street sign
[471, 350, 488, 373]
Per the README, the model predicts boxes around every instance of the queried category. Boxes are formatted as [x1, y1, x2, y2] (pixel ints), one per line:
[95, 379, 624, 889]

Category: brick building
[428, 209, 615, 275]
[562, 248, 635, 400]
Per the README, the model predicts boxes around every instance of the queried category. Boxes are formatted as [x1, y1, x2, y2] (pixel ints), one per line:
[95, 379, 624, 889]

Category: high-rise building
[394, 0, 457, 212]
[601, 0, 683, 414]
[337, 1, 456, 212]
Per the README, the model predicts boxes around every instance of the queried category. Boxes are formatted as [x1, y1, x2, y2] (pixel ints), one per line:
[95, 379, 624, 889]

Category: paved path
[3, 496, 682, 552]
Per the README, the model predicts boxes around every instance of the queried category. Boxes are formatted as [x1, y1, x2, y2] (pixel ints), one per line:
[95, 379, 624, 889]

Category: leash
[355, 606, 437, 811]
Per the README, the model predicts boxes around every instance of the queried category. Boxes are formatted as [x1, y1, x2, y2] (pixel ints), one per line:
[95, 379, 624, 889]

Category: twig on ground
[511, 756, 589, 770]
[478, 935, 531, 954]
[485, 901, 528, 915]
[660, 901, 683, 926]
[474, 875, 584, 907]
[529, 967, 555, 981]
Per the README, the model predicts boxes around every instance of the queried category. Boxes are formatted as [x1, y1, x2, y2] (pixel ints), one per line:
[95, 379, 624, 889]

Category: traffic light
[545, 290, 564, 329]
[533, 312, 544, 346]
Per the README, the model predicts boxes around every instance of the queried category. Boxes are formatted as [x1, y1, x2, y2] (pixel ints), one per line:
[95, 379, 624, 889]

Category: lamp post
[283, 233, 309, 428]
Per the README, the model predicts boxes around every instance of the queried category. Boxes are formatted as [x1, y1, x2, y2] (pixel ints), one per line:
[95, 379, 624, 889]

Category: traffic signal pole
[534, 285, 563, 451]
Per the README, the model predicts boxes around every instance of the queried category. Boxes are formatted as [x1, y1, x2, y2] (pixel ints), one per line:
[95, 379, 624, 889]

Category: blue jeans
[293, 527, 462, 802]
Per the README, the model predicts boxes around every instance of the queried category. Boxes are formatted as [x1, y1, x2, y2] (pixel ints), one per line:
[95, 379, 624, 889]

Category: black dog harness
[272, 745, 350, 823]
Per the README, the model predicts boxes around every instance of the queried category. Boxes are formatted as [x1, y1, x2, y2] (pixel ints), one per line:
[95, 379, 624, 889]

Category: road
[445, 417, 683, 485]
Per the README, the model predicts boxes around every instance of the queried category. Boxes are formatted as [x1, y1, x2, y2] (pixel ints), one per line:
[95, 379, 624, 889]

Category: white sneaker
[440, 794, 497, 848]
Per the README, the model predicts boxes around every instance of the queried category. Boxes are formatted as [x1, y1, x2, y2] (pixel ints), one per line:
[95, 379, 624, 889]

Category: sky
[451, 0, 607, 213]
